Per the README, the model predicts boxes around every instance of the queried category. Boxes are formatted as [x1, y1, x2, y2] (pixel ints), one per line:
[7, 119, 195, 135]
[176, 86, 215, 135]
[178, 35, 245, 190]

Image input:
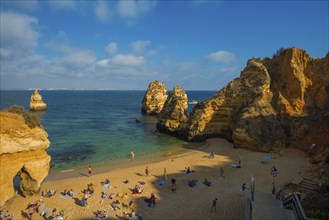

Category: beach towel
[59, 193, 75, 199]
[263, 156, 272, 161]
[103, 184, 112, 189]
[230, 164, 241, 168]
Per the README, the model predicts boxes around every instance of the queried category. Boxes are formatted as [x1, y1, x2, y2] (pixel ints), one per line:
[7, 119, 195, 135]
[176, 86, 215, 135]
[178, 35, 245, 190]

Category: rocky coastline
[142, 48, 329, 154]
[0, 106, 51, 207]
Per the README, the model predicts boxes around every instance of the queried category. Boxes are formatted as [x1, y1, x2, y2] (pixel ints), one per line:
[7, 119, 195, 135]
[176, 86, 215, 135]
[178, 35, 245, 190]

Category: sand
[3, 138, 310, 220]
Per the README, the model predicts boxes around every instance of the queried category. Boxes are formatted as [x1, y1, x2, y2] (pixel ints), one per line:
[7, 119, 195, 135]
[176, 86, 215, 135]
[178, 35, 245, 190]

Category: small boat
[188, 100, 198, 105]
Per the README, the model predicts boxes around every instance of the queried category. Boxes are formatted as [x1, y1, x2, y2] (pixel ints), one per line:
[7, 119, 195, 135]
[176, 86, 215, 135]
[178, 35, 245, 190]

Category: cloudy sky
[1, 0, 328, 90]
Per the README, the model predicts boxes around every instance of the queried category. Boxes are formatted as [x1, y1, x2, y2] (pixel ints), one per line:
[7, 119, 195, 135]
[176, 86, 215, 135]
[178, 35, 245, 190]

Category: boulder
[0, 107, 51, 207]
[30, 90, 47, 111]
[141, 81, 168, 115]
[157, 86, 188, 137]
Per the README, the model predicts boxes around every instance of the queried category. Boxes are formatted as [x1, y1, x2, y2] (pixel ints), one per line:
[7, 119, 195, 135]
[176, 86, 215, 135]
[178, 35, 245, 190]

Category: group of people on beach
[23, 199, 65, 220]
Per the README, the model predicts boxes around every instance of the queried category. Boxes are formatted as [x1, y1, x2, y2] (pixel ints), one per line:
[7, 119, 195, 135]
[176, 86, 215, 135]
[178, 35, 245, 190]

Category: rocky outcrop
[0, 107, 51, 207]
[156, 86, 189, 137]
[141, 81, 168, 115]
[185, 48, 329, 151]
[30, 90, 47, 111]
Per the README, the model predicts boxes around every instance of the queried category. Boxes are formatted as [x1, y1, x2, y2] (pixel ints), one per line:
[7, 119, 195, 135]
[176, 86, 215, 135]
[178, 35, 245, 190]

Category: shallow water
[0, 90, 215, 171]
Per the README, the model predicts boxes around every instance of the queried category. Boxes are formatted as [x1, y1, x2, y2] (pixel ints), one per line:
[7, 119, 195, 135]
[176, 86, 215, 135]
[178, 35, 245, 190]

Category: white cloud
[94, 1, 110, 23]
[48, 0, 76, 10]
[98, 54, 145, 67]
[130, 40, 151, 54]
[0, 11, 40, 59]
[105, 42, 117, 54]
[207, 51, 236, 64]
[117, 0, 156, 18]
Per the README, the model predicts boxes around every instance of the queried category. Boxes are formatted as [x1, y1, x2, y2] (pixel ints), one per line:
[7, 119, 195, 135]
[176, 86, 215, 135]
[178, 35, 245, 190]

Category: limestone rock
[141, 81, 168, 115]
[0, 108, 51, 207]
[30, 90, 47, 111]
[186, 48, 329, 151]
[157, 86, 188, 137]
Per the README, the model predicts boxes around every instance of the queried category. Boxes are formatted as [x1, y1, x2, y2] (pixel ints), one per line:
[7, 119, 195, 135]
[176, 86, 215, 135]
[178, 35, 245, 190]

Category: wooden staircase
[252, 191, 296, 220]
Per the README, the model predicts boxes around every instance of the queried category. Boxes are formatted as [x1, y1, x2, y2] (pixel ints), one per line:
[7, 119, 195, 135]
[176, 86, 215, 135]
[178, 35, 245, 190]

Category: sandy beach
[3, 138, 310, 220]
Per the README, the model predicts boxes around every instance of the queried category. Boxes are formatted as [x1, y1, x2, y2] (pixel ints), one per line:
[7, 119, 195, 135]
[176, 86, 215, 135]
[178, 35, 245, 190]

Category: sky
[0, 0, 328, 90]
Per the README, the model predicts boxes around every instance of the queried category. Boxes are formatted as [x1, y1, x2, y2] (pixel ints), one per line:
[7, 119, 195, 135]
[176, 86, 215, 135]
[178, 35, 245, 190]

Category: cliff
[187, 48, 329, 152]
[156, 86, 189, 136]
[141, 81, 168, 115]
[30, 90, 47, 111]
[0, 106, 51, 207]
[147, 48, 328, 152]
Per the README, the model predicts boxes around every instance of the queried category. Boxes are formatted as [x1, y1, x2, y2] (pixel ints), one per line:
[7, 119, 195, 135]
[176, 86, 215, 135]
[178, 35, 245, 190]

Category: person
[163, 168, 167, 180]
[145, 167, 149, 176]
[241, 183, 248, 196]
[211, 198, 218, 212]
[130, 151, 135, 159]
[238, 156, 241, 167]
[203, 178, 211, 186]
[28, 206, 34, 220]
[171, 179, 176, 192]
[219, 167, 224, 178]
[130, 210, 136, 218]
[149, 193, 156, 207]
[186, 167, 191, 174]
[88, 166, 92, 177]
[210, 152, 214, 159]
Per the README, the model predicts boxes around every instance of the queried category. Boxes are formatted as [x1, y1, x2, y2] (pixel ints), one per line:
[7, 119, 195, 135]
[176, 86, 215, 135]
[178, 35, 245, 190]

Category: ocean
[0, 90, 215, 172]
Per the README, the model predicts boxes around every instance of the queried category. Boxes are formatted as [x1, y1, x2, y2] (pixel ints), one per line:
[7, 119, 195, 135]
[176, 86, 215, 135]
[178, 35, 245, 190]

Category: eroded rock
[157, 86, 188, 137]
[141, 81, 168, 115]
[30, 90, 47, 111]
[0, 107, 51, 207]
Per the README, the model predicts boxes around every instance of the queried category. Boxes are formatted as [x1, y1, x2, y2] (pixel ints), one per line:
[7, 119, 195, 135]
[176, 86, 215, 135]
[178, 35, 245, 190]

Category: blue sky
[1, 0, 328, 90]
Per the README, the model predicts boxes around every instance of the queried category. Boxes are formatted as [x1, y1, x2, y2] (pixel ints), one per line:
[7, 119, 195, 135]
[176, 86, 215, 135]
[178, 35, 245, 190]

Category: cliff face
[141, 81, 168, 115]
[30, 90, 47, 111]
[0, 107, 51, 207]
[187, 48, 328, 151]
[156, 86, 189, 137]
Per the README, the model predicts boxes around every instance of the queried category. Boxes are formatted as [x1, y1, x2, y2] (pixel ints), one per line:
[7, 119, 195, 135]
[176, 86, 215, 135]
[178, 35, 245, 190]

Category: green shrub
[3, 105, 41, 128]
[307, 209, 329, 220]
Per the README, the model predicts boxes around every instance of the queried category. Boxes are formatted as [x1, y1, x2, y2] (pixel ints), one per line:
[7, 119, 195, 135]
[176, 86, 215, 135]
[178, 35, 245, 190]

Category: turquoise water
[0, 90, 215, 170]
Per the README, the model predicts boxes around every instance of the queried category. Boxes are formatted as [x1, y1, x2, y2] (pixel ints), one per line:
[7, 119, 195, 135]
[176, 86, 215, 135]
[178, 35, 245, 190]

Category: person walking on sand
[163, 168, 167, 180]
[145, 167, 149, 176]
[88, 166, 92, 177]
[238, 155, 241, 168]
[211, 198, 218, 212]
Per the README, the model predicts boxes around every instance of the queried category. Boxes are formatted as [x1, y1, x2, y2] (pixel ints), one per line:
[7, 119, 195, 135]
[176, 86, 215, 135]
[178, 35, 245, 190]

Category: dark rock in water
[50, 143, 96, 163]
[135, 117, 142, 123]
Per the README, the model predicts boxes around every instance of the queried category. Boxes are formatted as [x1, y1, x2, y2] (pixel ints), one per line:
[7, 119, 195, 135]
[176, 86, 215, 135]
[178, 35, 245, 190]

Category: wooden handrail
[245, 198, 252, 220]
[280, 191, 309, 220]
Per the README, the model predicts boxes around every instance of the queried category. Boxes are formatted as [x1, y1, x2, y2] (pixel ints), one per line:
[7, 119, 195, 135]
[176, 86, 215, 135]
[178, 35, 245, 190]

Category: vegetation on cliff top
[3, 105, 41, 128]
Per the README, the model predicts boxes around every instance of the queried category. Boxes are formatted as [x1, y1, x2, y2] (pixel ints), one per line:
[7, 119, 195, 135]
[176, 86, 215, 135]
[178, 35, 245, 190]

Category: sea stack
[186, 48, 329, 151]
[0, 106, 51, 207]
[157, 86, 189, 137]
[141, 81, 168, 115]
[30, 90, 47, 111]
